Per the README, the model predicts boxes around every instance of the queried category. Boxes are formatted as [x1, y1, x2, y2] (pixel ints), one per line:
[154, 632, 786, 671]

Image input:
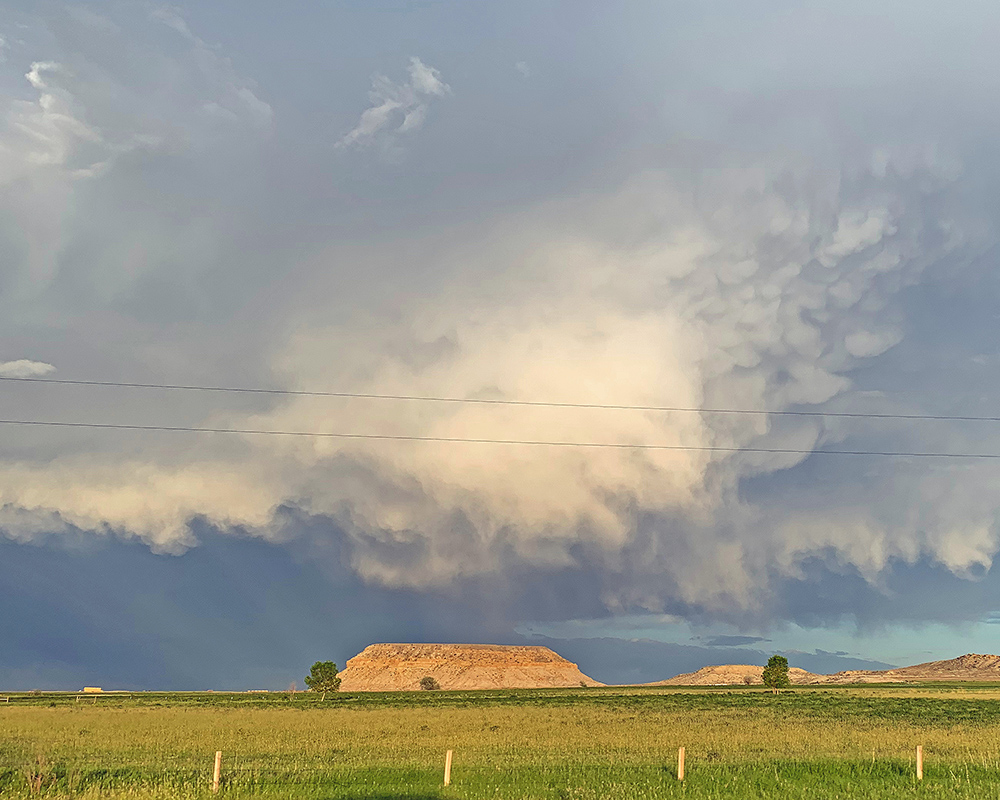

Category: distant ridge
[818, 653, 1000, 684]
[648, 664, 822, 686]
[337, 643, 604, 691]
[653, 653, 1000, 685]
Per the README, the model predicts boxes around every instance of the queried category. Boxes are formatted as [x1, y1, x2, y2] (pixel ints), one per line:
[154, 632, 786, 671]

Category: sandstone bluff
[337, 644, 603, 691]
[653, 654, 1000, 685]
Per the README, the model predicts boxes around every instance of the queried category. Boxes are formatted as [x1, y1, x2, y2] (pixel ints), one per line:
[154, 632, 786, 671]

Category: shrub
[419, 676, 441, 691]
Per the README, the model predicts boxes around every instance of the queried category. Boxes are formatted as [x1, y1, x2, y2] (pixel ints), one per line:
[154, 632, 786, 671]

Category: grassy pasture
[3, 686, 1000, 798]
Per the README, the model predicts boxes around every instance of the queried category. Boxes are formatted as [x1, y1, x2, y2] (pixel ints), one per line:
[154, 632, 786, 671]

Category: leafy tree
[761, 655, 790, 693]
[419, 676, 441, 690]
[304, 661, 341, 700]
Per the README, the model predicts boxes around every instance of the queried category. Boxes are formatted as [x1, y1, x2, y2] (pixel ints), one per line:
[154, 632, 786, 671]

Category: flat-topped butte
[338, 643, 603, 691]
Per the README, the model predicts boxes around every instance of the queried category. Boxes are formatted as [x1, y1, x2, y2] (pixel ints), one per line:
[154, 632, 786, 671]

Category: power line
[1, 417, 999, 458]
[1, 375, 997, 423]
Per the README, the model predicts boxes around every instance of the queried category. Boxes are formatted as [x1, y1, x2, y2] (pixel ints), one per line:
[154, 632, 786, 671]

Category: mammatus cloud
[337, 57, 450, 149]
[0, 360, 54, 378]
[3, 2, 1000, 640]
[3, 149, 996, 625]
[249, 161, 992, 610]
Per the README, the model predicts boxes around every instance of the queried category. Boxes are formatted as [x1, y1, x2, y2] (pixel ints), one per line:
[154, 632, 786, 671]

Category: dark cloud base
[0, 525, 515, 691]
[698, 635, 770, 647]
[5, 523, 991, 690]
[526, 637, 893, 685]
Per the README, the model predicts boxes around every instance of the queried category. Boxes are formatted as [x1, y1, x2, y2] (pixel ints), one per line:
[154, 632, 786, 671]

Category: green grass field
[3, 685, 1000, 798]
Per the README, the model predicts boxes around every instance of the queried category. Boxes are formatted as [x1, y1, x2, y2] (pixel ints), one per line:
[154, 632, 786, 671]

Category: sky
[2, 0, 1000, 689]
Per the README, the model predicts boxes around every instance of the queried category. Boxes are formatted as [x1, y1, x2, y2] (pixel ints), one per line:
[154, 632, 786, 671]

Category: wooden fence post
[213, 751, 222, 793]
[677, 746, 685, 781]
[916, 745, 923, 781]
[444, 749, 453, 786]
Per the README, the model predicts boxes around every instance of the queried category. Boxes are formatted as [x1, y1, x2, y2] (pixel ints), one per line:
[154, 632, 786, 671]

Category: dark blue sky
[4, 524, 997, 689]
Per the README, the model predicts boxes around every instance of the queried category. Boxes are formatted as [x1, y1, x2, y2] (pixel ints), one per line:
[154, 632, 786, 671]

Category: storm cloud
[2, 0, 1000, 685]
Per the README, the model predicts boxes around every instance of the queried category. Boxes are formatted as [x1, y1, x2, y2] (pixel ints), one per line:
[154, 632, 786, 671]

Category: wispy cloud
[151, 6, 273, 130]
[337, 57, 450, 149]
[150, 6, 195, 40]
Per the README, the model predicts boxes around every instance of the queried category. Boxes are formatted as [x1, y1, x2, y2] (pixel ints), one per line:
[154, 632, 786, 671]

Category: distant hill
[337, 643, 603, 691]
[654, 653, 1000, 685]
[817, 653, 1000, 684]
[648, 664, 822, 686]
[518, 635, 894, 685]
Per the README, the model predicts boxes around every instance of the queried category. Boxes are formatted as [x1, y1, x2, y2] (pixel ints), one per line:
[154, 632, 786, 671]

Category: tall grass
[3, 687, 1000, 798]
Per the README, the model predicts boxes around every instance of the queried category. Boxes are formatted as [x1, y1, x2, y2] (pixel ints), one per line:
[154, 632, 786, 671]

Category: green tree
[761, 655, 790, 693]
[419, 676, 440, 691]
[304, 661, 341, 700]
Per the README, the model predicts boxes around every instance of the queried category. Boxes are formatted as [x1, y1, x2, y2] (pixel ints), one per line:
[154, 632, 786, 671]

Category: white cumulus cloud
[0, 360, 55, 378]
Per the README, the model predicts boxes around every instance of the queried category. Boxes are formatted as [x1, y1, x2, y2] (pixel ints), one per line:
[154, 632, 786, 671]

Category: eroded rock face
[653, 653, 1000, 686]
[819, 653, 1000, 684]
[337, 643, 603, 691]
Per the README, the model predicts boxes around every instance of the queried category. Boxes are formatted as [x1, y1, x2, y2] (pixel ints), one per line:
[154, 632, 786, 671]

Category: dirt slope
[653, 653, 1000, 686]
[649, 664, 822, 686]
[337, 643, 604, 691]
[819, 653, 1000, 684]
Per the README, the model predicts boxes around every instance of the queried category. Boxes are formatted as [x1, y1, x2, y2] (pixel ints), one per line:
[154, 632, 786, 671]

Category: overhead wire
[1, 417, 999, 459]
[1, 375, 998, 423]
[5, 374, 1000, 458]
